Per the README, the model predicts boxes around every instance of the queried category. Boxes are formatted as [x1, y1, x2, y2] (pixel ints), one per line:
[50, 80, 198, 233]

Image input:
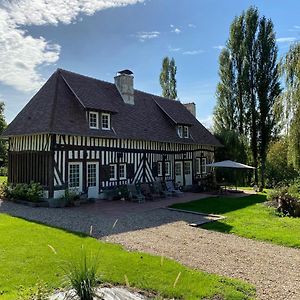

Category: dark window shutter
[100, 165, 110, 181]
[127, 163, 135, 179]
[152, 162, 158, 177]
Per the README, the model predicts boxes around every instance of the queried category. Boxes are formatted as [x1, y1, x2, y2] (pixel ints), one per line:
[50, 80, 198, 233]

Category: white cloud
[276, 37, 297, 43]
[0, 0, 143, 92]
[183, 49, 204, 55]
[213, 45, 225, 50]
[288, 25, 300, 32]
[168, 46, 181, 52]
[188, 23, 196, 28]
[135, 31, 160, 42]
[200, 115, 213, 130]
[173, 28, 181, 34]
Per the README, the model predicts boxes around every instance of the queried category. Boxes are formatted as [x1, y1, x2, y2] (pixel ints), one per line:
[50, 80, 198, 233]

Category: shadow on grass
[202, 220, 233, 233]
[170, 194, 267, 215]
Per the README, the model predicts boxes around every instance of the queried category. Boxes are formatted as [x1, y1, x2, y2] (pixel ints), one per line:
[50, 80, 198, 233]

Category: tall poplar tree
[281, 42, 300, 170]
[213, 6, 281, 186]
[159, 56, 177, 99]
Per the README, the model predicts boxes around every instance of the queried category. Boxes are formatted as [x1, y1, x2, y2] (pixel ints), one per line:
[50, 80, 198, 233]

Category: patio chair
[165, 180, 183, 196]
[140, 183, 160, 200]
[152, 181, 172, 197]
[126, 184, 145, 204]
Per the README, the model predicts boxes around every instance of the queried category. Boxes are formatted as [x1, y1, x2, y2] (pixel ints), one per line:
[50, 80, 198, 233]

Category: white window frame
[196, 157, 207, 174]
[101, 113, 111, 130]
[89, 111, 98, 129]
[109, 164, 117, 181]
[87, 162, 98, 187]
[68, 162, 82, 192]
[158, 161, 171, 177]
[119, 163, 127, 180]
[177, 125, 183, 138]
[183, 126, 189, 138]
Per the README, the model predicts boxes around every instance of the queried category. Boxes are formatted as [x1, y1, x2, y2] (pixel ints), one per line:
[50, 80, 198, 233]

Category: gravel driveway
[1, 197, 300, 300]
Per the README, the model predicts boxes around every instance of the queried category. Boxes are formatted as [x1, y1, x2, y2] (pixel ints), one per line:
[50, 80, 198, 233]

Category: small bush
[64, 247, 101, 300]
[4, 182, 43, 202]
[61, 188, 80, 205]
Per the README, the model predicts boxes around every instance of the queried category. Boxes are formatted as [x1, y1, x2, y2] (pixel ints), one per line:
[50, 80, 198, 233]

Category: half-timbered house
[3, 69, 221, 199]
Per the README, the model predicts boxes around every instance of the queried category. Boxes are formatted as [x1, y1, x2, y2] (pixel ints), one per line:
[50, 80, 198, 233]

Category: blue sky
[1, 0, 300, 128]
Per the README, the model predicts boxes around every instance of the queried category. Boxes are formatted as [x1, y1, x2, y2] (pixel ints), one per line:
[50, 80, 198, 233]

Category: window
[89, 112, 98, 129]
[101, 113, 110, 130]
[183, 126, 189, 138]
[69, 163, 80, 188]
[119, 163, 127, 179]
[184, 161, 191, 175]
[175, 162, 182, 176]
[196, 157, 207, 174]
[109, 164, 117, 180]
[158, 161, 170, 176]
[87, 163, 97, 187]
[177, 125, 183, 138]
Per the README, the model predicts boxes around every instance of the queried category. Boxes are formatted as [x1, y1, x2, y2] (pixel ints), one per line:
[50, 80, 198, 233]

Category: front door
[87, 162, 99, 198]
[68, 162, 83, 193]
[175, 161, 183, 186]
[184, 161, 193, 185]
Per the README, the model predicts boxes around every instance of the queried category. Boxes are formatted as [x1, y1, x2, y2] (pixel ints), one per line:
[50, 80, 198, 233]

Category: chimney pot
[114, 70, 134, 105]
[184, 102, 196, 117]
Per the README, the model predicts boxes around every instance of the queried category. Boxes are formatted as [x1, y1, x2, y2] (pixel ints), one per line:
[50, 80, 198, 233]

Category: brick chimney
[114, 69, 134, 105]
[184, 102, 196, 117]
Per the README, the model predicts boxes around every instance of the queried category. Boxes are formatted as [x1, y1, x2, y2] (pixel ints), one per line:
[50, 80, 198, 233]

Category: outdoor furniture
[151, 181, 170, 198]
[165, 180, 183, 196]
[140, 183, 160, 200]
[126, 184, 145, 203]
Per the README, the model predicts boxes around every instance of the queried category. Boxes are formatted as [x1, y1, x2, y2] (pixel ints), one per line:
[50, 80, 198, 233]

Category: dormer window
[89, 112, 98, 129]
[101, 113, 111, 130]
[177, 125, 189, 138]
[177, 125, 183, 138]
[183, 126, 189, 138]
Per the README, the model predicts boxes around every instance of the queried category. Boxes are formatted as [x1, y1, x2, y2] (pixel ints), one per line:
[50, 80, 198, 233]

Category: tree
[281, 42, 300, 170]
[213, 6, 281, 186]
[159, 56, 177, 99]
[265, 138, 298, 186]
[0, 102, 7, 166]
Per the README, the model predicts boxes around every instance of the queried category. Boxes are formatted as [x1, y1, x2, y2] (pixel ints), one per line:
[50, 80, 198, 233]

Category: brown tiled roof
[3, 69, 222, 147]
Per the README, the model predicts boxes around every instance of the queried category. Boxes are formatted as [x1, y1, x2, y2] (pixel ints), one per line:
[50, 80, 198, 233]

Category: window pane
[119, 164, 126, 179]
[102, 114, 110, 129]
[109, 165, 116, 179]
[158, 162, 162, 176]
[177, 126, 183, 138]
[69, 164, 80, 188]
[89, 113, 97, 128]
[184, 162, 191, 174]
[88, 164, 97, 187]
[165, 162, 170, 175]
[175, 163, 182, 176]
[183, 126, 189, 138]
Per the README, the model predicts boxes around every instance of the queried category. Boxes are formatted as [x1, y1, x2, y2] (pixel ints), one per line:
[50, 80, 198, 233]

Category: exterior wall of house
[8, 134, 215, 198]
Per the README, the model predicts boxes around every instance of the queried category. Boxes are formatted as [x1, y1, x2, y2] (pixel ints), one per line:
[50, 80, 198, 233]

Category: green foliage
[60, 188, 80, 205]
[17, 281, 49, 300]
[64, 247, 100, 300]
[0, 102, 7, 166]
[0, 214, 255, 300]
[281, 42, 300, 170]
[5, 182, 43, 202]
[159, 56, 177, 99]
[265, 138, 298, 186]
[171, 193, 300, 248]
[213, 6, 282, 186]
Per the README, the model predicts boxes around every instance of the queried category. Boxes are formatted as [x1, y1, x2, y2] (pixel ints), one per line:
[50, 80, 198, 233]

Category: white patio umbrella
[206, 160, 255, 191]
[206, 160, 255, 169]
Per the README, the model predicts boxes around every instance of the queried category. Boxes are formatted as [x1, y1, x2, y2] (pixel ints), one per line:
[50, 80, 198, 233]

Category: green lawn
[0, 214, 255, 300]
[171, 193, 300, 248]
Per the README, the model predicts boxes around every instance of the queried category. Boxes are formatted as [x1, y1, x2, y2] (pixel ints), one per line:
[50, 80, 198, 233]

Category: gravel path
[1, 198, 300, 299]
[106, 220, 300, 300]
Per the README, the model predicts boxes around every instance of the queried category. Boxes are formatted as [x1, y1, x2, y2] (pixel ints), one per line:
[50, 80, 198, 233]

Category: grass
[0, 176, 7, 184]
[170, 192, 300, 248]
[0, 213, 255, 300]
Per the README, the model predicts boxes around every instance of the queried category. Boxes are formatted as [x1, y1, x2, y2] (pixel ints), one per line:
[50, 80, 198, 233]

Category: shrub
[64, 247, 101, 300]
[61, 188, 80, 206]
[4, 182, 43, 202]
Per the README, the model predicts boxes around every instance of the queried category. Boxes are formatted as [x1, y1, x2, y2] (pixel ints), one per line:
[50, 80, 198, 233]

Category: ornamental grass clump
[64, 247, 101, 300]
